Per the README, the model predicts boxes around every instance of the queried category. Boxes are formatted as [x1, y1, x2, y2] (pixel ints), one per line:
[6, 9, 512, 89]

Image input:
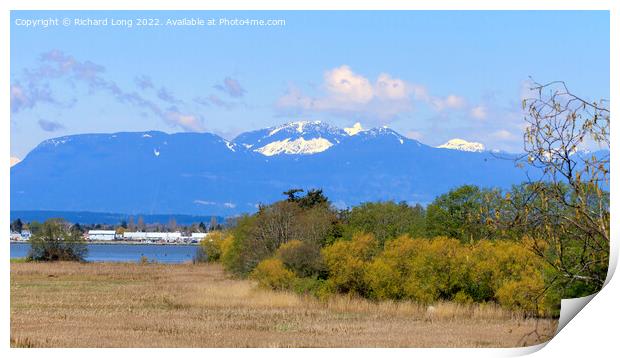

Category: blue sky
[10, 10, 609, 159]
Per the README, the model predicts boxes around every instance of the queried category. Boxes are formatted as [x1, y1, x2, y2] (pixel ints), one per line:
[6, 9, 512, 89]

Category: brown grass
[10, 261, 557, 347]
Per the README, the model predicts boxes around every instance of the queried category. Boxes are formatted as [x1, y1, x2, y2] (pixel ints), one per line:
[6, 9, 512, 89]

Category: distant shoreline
[10, 240, 199, 246]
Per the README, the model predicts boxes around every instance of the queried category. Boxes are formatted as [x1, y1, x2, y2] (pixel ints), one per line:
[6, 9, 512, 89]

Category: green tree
[71, 222, 84, 234]
[426, 185, 503, 243]
[283, 188, 304, 202]
[222, 215, 260, 275]
[345, 201, 426, 246]
[28, 218, 88, 262]
[27, 221, 42, 236]
[298, 189, 329, 209]
[11, 218, 23, 233]
[223, 193, 338, 276]
[276, 240, 326, 278]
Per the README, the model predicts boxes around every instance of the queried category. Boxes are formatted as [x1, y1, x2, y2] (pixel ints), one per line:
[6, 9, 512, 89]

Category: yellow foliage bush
[402, 237, 466, 303]
[248, 231, 553, 315]
[358, 235, 551, 313]
[364, 258, 402, 299]
[220, 233, 250, 275]
[250, 258, 296, 290]
[364, 235, 418, 299]
[495, 268, 548, 315]
[219, 234, 234, 260]
[199, 231, 228, 262]
[466, 240, 546, 302]
[321, 233, 378, 295]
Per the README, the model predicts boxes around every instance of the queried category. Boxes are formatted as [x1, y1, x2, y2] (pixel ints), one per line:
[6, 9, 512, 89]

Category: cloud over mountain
[275, 65, 490, 127]
[38, 119, 65, 132]
[11, 50, 206, 132]
[215, 76, 246, 98]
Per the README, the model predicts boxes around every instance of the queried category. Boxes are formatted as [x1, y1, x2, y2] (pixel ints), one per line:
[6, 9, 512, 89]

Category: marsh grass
[10, 261, 557, 347]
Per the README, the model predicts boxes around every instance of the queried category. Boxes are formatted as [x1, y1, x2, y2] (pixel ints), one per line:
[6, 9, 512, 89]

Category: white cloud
[10, 84, 29, 110]
[215, 77, 246, 98]
[194, 200, 216, 205]
[223, 202, 236, 208]
[10, 83, 55, 113]
[276, 66, 415, 122]
[276, 65, 483, 127]
[470, 105, 488, 120]
[491, 129, 516, 140]
[431, 94, 467, 111]
[164, 111, 205, 132]
[324, 65, 374, 103]
[275, 86, 315, 110]
[375, 73, 408, 100]
[12, 50, 208, 133]
[410, 84, 430, 101]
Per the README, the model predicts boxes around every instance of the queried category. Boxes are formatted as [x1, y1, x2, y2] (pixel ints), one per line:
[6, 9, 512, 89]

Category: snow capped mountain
[255, 137, 334, 156]
[364, 126, 408, 145]
[437, 138, 485, 152]
[344, 122, 365, 136]
[13, 121, 559, 216]
[233, 120, 348, 156]
[232, 121, 416, 156]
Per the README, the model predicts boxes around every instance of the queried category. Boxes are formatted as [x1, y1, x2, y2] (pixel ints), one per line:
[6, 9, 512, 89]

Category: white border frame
[2, 1, 617, 357]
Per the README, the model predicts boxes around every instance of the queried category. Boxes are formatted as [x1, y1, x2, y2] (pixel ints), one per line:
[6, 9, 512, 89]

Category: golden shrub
[250, 258, 296, 290]
[322, 233, 378, 295]
[199, 231, 228, 262]
[364, 258, 402, 299]
[495, 271, 547, 315]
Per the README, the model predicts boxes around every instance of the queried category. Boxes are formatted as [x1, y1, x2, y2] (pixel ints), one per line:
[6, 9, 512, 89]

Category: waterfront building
[87, 230, 117, 241]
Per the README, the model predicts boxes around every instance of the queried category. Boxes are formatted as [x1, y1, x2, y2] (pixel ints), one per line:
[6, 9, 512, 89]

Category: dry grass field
[10, 261, 558, 348]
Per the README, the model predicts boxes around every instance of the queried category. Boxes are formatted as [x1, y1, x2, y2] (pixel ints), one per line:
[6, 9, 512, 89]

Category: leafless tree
[517, 79, 609, 290]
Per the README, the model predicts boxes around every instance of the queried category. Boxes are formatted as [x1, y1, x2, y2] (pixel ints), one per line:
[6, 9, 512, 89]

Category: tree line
[11, 216, 222, 236]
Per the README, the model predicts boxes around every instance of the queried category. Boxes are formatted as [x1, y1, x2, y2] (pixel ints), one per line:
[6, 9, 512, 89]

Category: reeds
[10, 261, 557, 347]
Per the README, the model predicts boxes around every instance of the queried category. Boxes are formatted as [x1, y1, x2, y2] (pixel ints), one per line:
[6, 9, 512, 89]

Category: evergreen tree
[11, 218, 23, 233]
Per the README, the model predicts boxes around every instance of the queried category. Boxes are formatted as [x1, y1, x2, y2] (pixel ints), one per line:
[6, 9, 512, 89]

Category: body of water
[10, 242, 201, 264]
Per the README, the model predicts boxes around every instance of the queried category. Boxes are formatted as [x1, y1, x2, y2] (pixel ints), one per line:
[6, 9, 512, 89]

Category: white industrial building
[10, 230, 31, 241]
[123, 231, 147, 241]
[10, 232, 23, 241]
[191, 233, 208, 241]
[87, 230, 117, 241]
[123, 231, 182, 243]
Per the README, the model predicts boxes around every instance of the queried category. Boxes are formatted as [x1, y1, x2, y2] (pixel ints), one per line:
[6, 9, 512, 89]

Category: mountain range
[11, 121, 537, 216]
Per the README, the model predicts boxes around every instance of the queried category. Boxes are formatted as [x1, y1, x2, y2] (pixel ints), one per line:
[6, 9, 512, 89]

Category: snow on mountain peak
[255, 137, 333, 156]
[234, 121, 422, 156]
[344, 122, 365, 136]
[437, 138, 485, 152]
[10, 156, 21, 167]
[235, 121, 346, 156]
[268, 120, 323, 136]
